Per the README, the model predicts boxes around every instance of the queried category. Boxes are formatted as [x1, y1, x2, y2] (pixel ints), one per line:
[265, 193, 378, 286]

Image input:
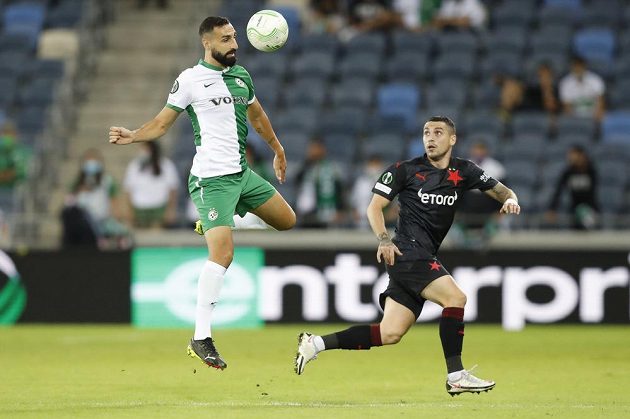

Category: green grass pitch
[1, 324, 629, 418]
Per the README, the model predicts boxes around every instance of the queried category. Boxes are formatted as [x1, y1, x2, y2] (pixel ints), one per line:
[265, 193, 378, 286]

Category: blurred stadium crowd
[0, 0, 629, 249]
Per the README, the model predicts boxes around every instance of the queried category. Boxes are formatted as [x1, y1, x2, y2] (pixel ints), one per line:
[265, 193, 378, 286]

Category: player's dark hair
[427, 116, 456, 134]
[199, 16, 230, 36]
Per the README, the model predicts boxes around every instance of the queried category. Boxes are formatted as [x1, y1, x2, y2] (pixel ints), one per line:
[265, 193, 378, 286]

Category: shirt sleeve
[371, 162, 406, 201]
[463, 160, 498, 191]
[166, 72, 192, 112]
[242, 70, 256, 104]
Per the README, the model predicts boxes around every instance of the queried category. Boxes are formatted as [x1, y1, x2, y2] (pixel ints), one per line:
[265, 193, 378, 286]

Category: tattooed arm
[484, 181, 521, 214]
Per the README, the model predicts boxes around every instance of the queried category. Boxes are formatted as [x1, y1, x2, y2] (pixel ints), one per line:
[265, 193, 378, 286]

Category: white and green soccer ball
[246, 10, 289, 52]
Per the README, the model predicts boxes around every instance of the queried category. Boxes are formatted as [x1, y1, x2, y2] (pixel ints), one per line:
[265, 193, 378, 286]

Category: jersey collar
[198, 59, 226, 72]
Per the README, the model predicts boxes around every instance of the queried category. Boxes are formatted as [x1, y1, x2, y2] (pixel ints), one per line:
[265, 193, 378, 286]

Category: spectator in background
[458, 140, 505, 232]
[123, 141, 179, 229]
[547, 145, 599, 230]
[305, 0, 345, 34]
[0, 122, 29, 209]
[137, 0, 168, 9]
[559, 55, 606, 122]
[392, 0, 442, 31]
[496, 62, 559, 120]
[351, 154, 399, 229]
[341, 0, 402, 40]
[61, 149, 129, 248]
[295, 139, 346, 228]
[432, 0, 486, 31]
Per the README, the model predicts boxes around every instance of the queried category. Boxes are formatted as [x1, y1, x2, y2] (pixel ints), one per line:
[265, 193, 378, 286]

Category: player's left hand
[273, 152, 286, 184]
[500, 198, 520, 215]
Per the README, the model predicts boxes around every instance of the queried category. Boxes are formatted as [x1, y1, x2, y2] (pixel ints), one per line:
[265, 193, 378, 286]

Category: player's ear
[201, 33, 212, 50]
[450, 134, 457, 146]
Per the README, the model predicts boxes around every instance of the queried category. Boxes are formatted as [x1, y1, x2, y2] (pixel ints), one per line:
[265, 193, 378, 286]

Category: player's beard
[212, 48, 237, 67]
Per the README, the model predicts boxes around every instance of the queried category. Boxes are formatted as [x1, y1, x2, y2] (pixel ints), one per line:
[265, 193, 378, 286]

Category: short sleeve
[463, 160, 498, 191]
[242, 70, 256, 104]
[166, 73, 192, 112]
[371, 162, 406, 200]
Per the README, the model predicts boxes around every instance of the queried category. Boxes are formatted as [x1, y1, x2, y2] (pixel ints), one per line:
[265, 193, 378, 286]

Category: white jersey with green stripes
[166, 59, 255, 178]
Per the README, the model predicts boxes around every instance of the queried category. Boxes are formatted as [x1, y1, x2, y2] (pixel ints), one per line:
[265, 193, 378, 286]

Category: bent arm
[367, 194, 392, 241]
[247, 99, 284, 156]
[484, 181, 521, 214]
[110, 107, 180, 145]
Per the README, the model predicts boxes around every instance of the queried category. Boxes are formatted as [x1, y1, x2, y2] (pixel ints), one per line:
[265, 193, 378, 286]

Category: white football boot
[294, 332, 318, 375]
[446, 366, 496, 396]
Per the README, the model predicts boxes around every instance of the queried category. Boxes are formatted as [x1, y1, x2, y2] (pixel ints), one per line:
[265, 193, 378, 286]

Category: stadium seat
[16, 105, 47, 136]
[291, 52, 335, 79]
[540, 161, 567, 184]
[274, 106, 320, 136]
[612, 56, 630, 83]
[377, 83, 421, 132]
[502, 141, 545, 162]
[432, 52, 476, 82]
[366, 114, 408, 136]
[246, 52, 288, 81]
[485, 29, 527, 55]
[283, 77, 328, 108]
[480, 51, 523, 79]
[392, 31, 433, 55]
[598, 185, 625, 214]
[505, 160, 540, 188]
[18, 78, 56, 106]
[0, 52, 29, 78]
[407, 138, 425, 158]
[462, 111, 504, 138]
[511, 113, 551, 138]
[592, 143, 630, 162]
[598, 161, 627, 188]
[555, 116, 596, 140]
[608, 80, 630, 109]
[322, 133, 358, 166]
[331, 78, 374, 109]
[253, 76, 280, 109]
[298, 33, 338, 55]
[24, 59, 65, 81]
[363, 133, 407, 162]
[555, 132, 593, 147]
[37, 29, 80, 62]
[573, 29, 616, 66]
[601, 112, 630, 144]
[0, 77, 17, 107]
[279, 130, 311, 163]
[524, 52, 568, 84]
[45, 1, 84, 28]
[436, 32, 480, 54]
[544, 0, 582, 9]
[338, 53, 381, 80]
[492, 2, 535, 29]
[0, 32, 34, 53]
[384, 51, 429, 82]
[471, 80, 500, 108]
[580, 1, 622, 29]
[537, 6, 578, 29]
[344, 33, 386, 56]
[320, 107, 366, 137]
[425, 81, 466, 110]
[529, 30, 571, 56]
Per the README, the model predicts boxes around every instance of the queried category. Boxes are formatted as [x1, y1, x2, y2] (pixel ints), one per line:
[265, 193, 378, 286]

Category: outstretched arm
[109, 107, 180, 145]
[484, 181, 521, 215]
[367, 194, 402, 265]
[247, 98, 286, 184]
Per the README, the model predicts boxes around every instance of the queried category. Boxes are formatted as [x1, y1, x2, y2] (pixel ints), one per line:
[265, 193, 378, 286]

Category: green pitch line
[0, 325, 629, 418]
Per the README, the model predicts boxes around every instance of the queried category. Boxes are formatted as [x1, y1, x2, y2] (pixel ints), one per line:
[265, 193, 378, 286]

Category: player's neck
[427, 153, 452, 169]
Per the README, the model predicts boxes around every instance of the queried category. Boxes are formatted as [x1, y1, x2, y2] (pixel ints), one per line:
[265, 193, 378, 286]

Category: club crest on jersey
[381, 172, 393, 185]
[170, 79, 179, 94]
[417, 188, 458, 206]
[235, 78, 246, 88]
[208, 208, 219, 221]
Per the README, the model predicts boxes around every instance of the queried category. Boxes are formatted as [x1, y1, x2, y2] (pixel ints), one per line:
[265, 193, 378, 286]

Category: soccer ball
[246, 10, 289, 52]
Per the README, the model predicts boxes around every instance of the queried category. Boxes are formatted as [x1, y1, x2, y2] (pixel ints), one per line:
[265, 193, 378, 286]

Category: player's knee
[381, 330, 404, 345]
[276, 208, 296, 231]
[446, 292, 467, 308]
[212, 249, 234, 267]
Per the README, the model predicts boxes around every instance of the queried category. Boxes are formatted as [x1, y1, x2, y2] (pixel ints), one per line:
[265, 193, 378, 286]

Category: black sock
[440, 307, 465, 373]
[321, 324, 382, 350]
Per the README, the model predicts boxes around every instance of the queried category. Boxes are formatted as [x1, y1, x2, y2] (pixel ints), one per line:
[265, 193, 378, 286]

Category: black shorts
[379, 258, 451, 319]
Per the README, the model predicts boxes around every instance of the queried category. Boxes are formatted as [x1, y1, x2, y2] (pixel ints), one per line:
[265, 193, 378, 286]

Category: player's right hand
[109, 126, 134, 145]
[377, 241, 402, 266]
